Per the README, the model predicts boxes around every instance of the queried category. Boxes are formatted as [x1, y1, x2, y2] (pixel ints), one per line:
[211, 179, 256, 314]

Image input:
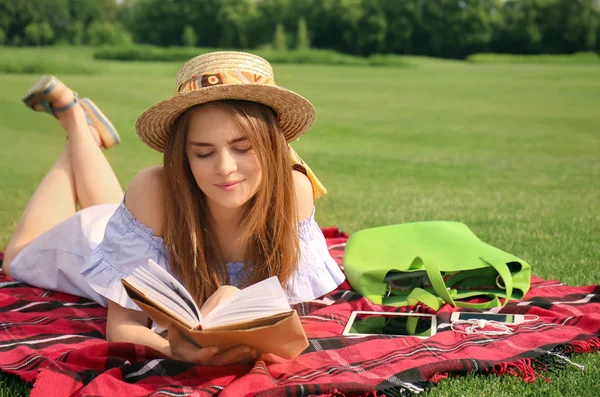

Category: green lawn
[0, 47, 598, 396]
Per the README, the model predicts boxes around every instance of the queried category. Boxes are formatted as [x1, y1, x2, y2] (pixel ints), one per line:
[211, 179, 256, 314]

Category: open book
[121, 259, 308, 359]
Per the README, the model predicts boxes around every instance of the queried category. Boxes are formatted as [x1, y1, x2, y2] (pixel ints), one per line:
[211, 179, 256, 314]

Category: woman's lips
[215, 180, 244, 191]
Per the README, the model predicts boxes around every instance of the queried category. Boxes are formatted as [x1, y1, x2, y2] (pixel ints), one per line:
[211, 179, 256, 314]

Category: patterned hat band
[177, 70, 275, 95]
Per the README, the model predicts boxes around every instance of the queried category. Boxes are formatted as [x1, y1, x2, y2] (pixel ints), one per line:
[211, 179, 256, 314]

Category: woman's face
[185, 104, 263, 213]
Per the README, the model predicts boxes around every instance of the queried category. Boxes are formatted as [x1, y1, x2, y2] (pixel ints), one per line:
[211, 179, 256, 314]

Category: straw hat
[136, 51, 316, 152]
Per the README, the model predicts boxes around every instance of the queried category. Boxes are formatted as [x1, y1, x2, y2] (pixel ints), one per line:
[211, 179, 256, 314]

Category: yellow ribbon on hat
[288, 145, 327, 200]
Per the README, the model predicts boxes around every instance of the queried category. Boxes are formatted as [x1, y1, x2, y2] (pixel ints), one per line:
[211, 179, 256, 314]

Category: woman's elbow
[105, 322, 121, 342]
[105, 301, 148, 342]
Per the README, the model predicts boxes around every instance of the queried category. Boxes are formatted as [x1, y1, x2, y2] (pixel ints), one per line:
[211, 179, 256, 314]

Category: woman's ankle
[57, 103, 85, 127]
[52, 89, 76, 109]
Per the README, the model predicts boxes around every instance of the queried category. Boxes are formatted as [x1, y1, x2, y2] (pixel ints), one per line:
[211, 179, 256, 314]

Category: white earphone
[451, 319, 515, 336]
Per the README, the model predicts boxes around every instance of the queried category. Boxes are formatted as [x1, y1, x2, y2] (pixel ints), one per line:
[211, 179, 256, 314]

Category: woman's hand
[167, 326, 259, 365]
[168, 285, 256, 365]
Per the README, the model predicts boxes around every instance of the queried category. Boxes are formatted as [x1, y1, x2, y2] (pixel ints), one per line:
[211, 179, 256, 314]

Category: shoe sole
[80, 98, 121, 149]
[22, 75, 57, 110]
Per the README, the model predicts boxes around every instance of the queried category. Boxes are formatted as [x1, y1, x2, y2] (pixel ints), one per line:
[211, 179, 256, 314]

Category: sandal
[22, 76, 121, 149]
[22, 75, 77, 117]
[80, 98, 121, 149]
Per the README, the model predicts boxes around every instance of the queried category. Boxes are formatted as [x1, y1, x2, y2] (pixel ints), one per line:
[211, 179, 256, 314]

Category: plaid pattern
[0, 229, 599, 397]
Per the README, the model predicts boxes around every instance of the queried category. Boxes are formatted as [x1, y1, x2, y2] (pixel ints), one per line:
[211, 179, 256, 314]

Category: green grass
[467, 51, 600, 64]
[0, 45, 411, 76]
[93, 44, 411, 67]
[0, 46, 100, 75]
[0, 46, 599, 396]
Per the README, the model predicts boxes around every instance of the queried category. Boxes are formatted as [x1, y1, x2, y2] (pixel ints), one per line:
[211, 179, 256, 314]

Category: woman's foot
[80, 98, 121, 149]
[22, 76, 77, 117]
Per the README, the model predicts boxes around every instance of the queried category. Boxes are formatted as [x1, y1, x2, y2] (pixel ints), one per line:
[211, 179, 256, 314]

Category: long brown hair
[162, 100, 299, 305]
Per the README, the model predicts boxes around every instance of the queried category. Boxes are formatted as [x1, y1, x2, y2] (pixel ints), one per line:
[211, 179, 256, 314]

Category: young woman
[2, 51, 345, 365]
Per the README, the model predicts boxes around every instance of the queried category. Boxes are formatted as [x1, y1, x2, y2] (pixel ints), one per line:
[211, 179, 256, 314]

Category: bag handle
[406, 287, 443, 311]
[479, 256, 513, 305]
[419, 256, 457, 306]
[406, 288, 503, 310]
[443, 256, 514, 306]
[402, 256, 454, 311]
[403, 256, 514, 309]
[453, 294, 502, 309]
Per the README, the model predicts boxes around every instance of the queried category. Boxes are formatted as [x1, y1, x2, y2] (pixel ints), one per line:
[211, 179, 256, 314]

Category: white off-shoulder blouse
[11, 199, 345, 311]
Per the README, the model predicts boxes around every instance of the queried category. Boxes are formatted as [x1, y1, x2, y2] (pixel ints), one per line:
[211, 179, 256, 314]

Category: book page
[131, 267, 198, 323]
[124, 276, 198, 328]
[202, 276, 291, 329]
[145, 259, 202, 321]
[122, 259, 202, 328]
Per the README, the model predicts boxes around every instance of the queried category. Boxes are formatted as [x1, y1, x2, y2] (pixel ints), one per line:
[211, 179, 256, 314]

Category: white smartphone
[449, 312, 538, 324]
[342, 311, 437, 338]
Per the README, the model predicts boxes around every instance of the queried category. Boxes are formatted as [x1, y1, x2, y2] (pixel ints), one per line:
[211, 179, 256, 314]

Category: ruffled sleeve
[285, 207, 346, 304]
[80, 200, 168, 311]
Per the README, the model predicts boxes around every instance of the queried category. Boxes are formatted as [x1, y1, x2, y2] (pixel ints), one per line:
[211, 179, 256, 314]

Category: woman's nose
[216, 150, 237, 175]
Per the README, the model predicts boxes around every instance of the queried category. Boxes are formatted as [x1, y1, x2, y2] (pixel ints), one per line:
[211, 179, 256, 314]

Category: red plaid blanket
[0, 228, 598, 397]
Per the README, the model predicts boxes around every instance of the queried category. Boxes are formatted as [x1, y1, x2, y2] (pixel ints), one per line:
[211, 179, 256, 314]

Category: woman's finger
[168, 326, 199, 348]
[185, 346, 221, 364]
[209, 345, 257, 366]
[168, 326, 221, 363]
[168, 327, 256, 365]
[170, 338, 220, 363]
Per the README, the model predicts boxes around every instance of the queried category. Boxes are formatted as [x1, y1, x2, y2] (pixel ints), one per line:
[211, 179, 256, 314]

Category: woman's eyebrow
[188, 137, 248, 146]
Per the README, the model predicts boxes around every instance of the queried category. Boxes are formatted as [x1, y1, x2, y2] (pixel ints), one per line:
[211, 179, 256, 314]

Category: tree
[310, 0, 364, 55]
[86, 21, 132, 46]
[491, 0, 543, 54]
[416, 0, 497, 58]
[216, 0, 257, 48]
[69, 0, 105, 25]
[67, 21, 84, 45]
[33, 0, 69, 43]
[0, 28, 5, 45]
[535, 0, 600, 53]
[182, 25, 197, 47]
[251, 0, 312, 48]
[296, 17, 310, 50]
[24, 22, 55, 46]
[10, 35, 22, 46]
[116, 0, 136, 34]
[357, 0, 387, 56]
[24, 23, 41, 45]
[379, 0, 420, 54]
[0, 0, 16, 39]
[38, 21, 55, 45]
[0, 0, 68, 46]
[128, 0, 220, 46]
[596, 2, 600, 55]
[274, 23, 287, 50]
[0, 0, 120, 46]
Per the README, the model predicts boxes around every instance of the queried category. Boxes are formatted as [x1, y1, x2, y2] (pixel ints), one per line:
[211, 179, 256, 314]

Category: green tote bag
[343, 221, 531, 310]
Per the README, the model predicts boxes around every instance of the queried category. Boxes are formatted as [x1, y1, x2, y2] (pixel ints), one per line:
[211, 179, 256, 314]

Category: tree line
[1, 0, 599, 59]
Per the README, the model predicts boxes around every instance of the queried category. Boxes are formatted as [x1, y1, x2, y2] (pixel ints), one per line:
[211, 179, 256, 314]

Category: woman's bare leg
[3, 90, 123, 276]
[59, 100, 124, 209]
[2, 144, 76, 276]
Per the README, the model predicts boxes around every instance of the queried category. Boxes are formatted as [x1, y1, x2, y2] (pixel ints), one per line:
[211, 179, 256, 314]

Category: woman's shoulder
[125, 166, 165, 237]
[292, 169, 314, 221]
